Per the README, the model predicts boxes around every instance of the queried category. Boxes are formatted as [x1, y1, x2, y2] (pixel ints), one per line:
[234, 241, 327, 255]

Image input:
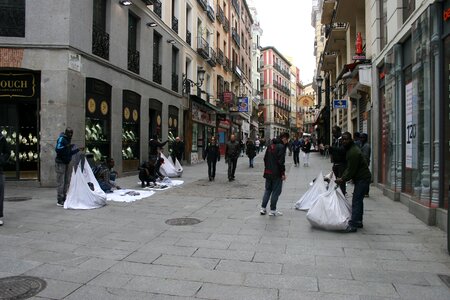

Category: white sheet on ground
[107, 189, 155, 202]
[136, 178, 184, 189]
[159, 153, 183, 177]
[64, 160, 107, 209]
[295, 172, 327, 211]
[306, 187, 351, 230]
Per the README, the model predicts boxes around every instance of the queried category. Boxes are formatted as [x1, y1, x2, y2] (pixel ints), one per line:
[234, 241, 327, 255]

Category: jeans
[0, 174, 4, 218]
[227, 157, 238, 179]
[293, 151, 300, 165]
[261, 177, 283, 211]
[350, 179, 370, 226]
[56, 163, 71, 202]
[207, 159, 217, 179]
[249, 157, 254, 167]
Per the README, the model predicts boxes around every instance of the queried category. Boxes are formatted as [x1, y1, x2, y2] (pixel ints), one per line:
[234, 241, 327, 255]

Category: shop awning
[313, 107, 327, 126]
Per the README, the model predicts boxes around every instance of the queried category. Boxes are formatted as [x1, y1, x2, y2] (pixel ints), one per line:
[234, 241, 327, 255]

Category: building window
[171, 46, 179, 92]
[403, 0, 415, 23]
[0, 0, 25, 37]
[92, 0, 109, 60]
[127, 12, 140, 74]
[153, 31, 162, 84]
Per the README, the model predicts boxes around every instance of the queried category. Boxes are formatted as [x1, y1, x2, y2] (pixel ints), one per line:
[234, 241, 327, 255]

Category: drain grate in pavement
[5, 197, 32, 202]
[165, 218, 202, 226]
[438, 274, 450, 288]
[0, 276, 46, 299]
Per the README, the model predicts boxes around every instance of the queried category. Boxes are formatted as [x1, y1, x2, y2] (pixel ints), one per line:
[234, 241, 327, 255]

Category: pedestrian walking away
[203, 136, 220, 181]
[260, 132, 289, 216]
[225, 134, 240, 181]
[55, 127, 84, 207]
[301, 137, 312, 167]
[255, 138, 261, 154]
[329, 126, 347, 195]
[246, 140, 256, 168]
[335, 132, 372, 232]
[291, 136, 301, 167]
[0, 131, 10, 225]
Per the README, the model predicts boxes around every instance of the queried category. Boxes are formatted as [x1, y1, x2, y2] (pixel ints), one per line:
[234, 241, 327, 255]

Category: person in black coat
[301, 137, 312, 167]
[139, 158, 164, 187]
[203, 136, 220, 181]
[246, 140, 256, 168]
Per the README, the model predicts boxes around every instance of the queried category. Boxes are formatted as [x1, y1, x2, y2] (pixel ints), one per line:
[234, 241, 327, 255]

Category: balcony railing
[223, 16, 230, 32]
[207, 47, 217, 67]
[217, 48, 224, 65]
[273, 63, 290, 79]
[232, 0, 240, 15]
[172, 16, 178, 33]
[232, 27, 240, 46]
[128, 48, 140, 74]
[197, 37, 210, 59]
[154, 0, 162, 18]
[224, 57, 231, 72]
[92, 26, 109, 60]
[207, 4, 215, 22]
[153, 62, 162, 84]
[186, 29, 191, 46]
[217, 5, 224, 24]
[171, 73, 178, 92]
[197, 0, 207, 11]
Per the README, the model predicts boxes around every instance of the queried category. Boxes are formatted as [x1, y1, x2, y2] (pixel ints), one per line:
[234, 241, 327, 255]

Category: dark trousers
[227, 157, 238, 179]
[207, 159, 217, 179]
[332, 164, 347, 195]
[350, 179, 370, 226]
[293, 151, 300, 165]
[56, 162, 71, 203]
[261, 177, 283, 211]
[0, 174, 4, 218]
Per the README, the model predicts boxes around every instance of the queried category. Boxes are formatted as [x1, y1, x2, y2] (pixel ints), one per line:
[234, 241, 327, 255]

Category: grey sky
[249, 0, 316, 84]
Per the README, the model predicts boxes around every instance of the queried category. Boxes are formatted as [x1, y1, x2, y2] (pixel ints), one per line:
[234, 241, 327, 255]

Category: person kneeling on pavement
[139, 158, 164, 187]
[334, 132, 371, 233]
[93, 158, 121, 193]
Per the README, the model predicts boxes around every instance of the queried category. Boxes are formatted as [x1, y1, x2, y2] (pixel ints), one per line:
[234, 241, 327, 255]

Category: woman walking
[301, 137, 312, 167]
[246, 140, 257, 168]
[203, 136, 220, 181]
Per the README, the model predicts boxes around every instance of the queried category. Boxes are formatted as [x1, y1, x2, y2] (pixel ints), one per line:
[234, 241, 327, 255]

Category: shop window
[168, 105, 179, 137]
[122, 90, 141, 172]
[0, 0, 25, 37]
[149, 99, 162, 139]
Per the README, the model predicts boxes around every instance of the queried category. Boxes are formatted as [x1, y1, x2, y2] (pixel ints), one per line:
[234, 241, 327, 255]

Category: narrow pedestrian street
[2, 152, 450, 299]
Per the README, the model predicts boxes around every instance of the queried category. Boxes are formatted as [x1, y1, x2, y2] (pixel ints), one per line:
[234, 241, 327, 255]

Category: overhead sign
[333, 99, 348, 109]
[238, 97, 248, 112]
[0, 73, 36, 98]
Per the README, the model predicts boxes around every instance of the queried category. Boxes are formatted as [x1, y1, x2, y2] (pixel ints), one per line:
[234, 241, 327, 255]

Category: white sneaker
[260, 208, 266, 215]
[268, 210, 283, 216]
[0, 219, 3, 226]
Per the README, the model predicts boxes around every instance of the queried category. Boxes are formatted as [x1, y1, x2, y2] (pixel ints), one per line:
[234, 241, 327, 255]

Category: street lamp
[182, 67, 206, 164]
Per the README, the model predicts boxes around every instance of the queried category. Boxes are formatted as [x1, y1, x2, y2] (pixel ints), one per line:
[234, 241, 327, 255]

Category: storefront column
[393, 44, 403, 192]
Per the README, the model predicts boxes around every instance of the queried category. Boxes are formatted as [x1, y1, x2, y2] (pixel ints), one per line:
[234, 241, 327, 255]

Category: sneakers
[0, 219, 3, 226]
[57, 201, 64, 207]
[260, 208, 266, 215]
[345, 226, 357, 233]
[268, 210, 283, 216]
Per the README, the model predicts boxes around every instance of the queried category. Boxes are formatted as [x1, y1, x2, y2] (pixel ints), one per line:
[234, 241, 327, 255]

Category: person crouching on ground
[139, 158, 164, 187]
[335, 132, 372, 232]
[260, 132, 289, 216]
[203, 136, 220, 181]
[94, 157, 121, 193]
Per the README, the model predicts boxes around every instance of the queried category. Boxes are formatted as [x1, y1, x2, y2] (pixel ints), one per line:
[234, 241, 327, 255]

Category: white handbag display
[64, 159, 107, 209]
[294, 172, 328, 211]
[306, 187, 351, 231]
[159, 152, 183, 178]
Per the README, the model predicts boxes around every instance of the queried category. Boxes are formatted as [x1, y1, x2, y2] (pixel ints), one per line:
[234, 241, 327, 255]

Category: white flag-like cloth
[306, 187, 351, 230]
[159, 152, 183, 177]
[294, 172, 327, 211]
[64, 160, 107, 209]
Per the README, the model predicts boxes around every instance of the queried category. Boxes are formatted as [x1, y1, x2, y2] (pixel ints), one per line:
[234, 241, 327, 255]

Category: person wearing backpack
[0, 131, 10, 225]
[260, 132, 289, 216]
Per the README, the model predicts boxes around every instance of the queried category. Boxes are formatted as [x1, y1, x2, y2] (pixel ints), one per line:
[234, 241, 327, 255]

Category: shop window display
[122, 91, 140, 172]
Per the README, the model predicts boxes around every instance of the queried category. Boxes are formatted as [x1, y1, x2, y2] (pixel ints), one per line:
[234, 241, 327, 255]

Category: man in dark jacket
[203, 136, 220, 181]
[55, 127, 83, 206]
[0, 132, 10, 225]
[149, 135, 168, 160]
[329, 125, 347, 195]
[260, 132, 289, 216]
[335, 132, 372, 232]
[170, 136, 185, 165]
[225, 134, 240, 181]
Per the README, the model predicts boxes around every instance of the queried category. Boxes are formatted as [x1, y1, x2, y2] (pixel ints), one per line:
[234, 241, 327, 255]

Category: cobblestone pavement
[2, 151, 450, 299]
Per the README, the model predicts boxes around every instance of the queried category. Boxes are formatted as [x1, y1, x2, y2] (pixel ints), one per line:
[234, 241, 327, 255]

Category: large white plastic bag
[64, 160, 107, 209]
[306, 187, 351, 230]
[295, 172, 327, 211]
[159, 153, 183, 177]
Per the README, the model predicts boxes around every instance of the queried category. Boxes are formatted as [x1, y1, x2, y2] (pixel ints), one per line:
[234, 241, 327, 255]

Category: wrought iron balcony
[171, 73, 179, 92]
[197, 37, 210, 59]
[232, 0, 240, 15]
[154, 0, 162, 18]
[153, 63, 162, 84]
[224, 57, 231, 72]
[217, 48, 224, 66]
[223, 16, 229, 32]
[207, 5, 215, 22]
[186, 30, 191, 46]
[207, 47, 217, 67]
[92, 26, 109, 60]
[127, 48, 140, 74]
[217, 5, 224, 24]
[232, 27, 240, 46]
[197, 0, 207, 11]
[172, 16, 178, 33]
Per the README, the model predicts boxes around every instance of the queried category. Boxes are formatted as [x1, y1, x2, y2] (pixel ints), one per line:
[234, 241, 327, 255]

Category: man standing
[225, 134, 240, 181]
[171, 136, 184, 165]
[291, 136, 301, 167]
[55, 127, 83, 206]
[335, 132, 372, 232]
[329, 126, 347, 195]
[260, 132, 289, 216]
[0, 131, 9, 225]
[149, 135, 168, 161]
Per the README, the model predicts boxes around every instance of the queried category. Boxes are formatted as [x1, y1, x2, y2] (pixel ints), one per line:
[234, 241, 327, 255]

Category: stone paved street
[2, 152, 450, 299]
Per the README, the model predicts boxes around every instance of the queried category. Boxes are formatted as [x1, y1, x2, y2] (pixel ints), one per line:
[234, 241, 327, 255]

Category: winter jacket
[341, 142, 372, 182]
[149, 139, 168, 156]
[291, 140, 301, 152]
[246, 143, 256, 159]
[301, 142, 312, 153]
[225, 140, 240, 160]
[263, 139, 286, 179]
[203, 142, 220, 162]
[329, 136, 346, 165]
[55, 133, 79, 164]
[0, 134, 9, 173]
